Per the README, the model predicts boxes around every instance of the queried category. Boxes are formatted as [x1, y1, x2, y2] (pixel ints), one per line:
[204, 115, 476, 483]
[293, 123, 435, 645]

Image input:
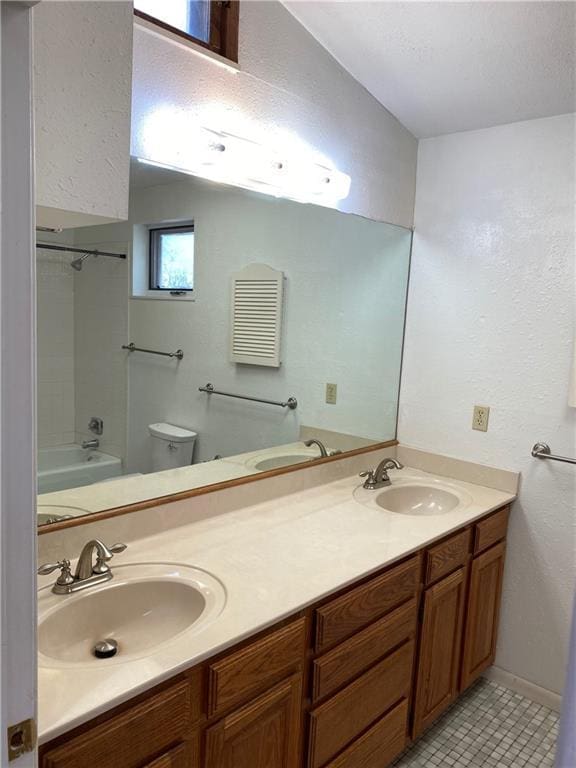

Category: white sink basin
[37, 504, 89, 525]
[254, 454, 314, 471]
[354, 479, 472, 516]
[376, 485, 460, 515]
[38, 563, 226, 667]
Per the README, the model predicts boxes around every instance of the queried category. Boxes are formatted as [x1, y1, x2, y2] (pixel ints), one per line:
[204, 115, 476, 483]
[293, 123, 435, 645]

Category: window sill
[131, 293, 196, 303]
[134, 14, 240, 73]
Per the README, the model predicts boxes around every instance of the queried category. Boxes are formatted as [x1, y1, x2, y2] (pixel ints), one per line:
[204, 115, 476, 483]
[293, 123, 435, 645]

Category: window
[149, 225, 195, 293]
[134, 0, 239, 63]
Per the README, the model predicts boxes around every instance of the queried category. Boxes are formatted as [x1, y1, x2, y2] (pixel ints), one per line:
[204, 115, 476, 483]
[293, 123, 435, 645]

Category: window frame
[148, 224, 196, 294]
[134, 0, 239, 63]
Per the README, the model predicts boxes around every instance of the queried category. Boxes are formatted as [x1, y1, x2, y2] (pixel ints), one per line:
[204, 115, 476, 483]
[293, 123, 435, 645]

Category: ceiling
[283, 1, 576, 138]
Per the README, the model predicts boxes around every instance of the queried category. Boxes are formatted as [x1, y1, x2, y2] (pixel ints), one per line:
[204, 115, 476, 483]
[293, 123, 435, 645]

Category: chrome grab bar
[531, 442, 576, 465]
[199, 382, 297, 410]
[122, 342, 184, 360]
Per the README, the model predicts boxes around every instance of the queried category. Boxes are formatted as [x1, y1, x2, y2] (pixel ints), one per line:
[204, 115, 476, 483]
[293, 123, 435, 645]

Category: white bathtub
[37, 445, 122, 494]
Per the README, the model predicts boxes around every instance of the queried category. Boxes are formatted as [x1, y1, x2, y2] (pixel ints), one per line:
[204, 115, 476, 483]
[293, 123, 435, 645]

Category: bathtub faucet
[82, 438, 99, 450]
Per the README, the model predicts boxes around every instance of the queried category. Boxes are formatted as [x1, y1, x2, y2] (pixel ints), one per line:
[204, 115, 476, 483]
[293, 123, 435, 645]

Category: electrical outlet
[472, 405, 490, 432]
[325, 383, 337, 405]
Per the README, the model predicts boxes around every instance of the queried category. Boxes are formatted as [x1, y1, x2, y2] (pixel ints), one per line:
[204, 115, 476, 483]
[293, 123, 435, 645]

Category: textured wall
[34, 2, 133, 227]
[399, 113, 576, 694]
[131, 0, 417, 228]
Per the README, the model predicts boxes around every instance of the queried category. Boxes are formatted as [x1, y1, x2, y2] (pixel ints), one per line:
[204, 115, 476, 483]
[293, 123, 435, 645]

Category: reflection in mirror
[36, 161, 412, 527]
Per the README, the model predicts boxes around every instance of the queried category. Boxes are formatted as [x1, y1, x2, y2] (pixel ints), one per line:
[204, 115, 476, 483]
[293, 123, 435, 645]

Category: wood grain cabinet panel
[41, 680, 194, 768]
[208, 617, 306, 717]
[324, 700, 408, 768]
[312, 599, 417, 703]
[314, 556, 420, 652]
[413, 568, 467, 737]
[144, 743, 193, 768]
[308, 640, 414, 768]
[204, 674, 303, 768]
[461, 541, 507, 690]
[474, 507, 509, 554]
[425, 529, 471, 585]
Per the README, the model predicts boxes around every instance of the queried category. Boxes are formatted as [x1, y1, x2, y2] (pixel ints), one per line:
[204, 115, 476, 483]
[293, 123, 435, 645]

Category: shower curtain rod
[36, 242, 127, 260]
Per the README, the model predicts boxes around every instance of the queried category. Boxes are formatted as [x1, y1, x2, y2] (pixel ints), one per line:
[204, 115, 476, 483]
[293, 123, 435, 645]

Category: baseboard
[483, 666, 562, 712]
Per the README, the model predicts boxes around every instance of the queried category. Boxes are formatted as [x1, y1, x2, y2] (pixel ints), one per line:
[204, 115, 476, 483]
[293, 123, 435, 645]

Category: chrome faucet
[304, 438, 329, 458]
[82, 438, 99, 450]
[38, 539, 127, 594]
[304, 439, 342, 459]
[359, 457, 404, 490]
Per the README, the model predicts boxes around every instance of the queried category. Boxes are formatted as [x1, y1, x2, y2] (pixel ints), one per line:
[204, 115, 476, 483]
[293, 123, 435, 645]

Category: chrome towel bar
[199, 382, 298, 410]
[531, 442, 576, 465]
[122, 342, 184, 361]
[36, 242, 126, 260]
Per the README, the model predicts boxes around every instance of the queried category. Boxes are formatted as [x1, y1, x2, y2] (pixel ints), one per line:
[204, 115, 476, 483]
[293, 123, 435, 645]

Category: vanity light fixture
[137, 124, 351, 206]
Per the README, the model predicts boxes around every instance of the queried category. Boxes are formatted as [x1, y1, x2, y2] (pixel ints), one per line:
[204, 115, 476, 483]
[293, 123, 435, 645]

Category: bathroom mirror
[36, 161, 412, 528]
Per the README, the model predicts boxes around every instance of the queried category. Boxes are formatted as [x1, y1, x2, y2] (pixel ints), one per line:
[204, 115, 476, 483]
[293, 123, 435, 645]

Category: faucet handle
[38, 559, 69, 576]
[93, 542, 127, 575]
[38, 559, 75, 587]
[359, 470, 374, 479]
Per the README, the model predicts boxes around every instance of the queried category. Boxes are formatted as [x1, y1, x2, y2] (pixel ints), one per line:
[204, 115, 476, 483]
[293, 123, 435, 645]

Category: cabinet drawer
[474, 507, 509, 554]
[312, 599, 417, 702]
[324, 700, 408, 768]
[208, 617, 306, 717]
[425, 528, 471, 585]
[314, 555, 420, 652]
[308, 640, 414, 768]
[42, 679, 195, 768]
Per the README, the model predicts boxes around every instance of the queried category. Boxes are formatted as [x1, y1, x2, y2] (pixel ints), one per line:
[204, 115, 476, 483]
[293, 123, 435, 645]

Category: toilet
[148, 422, 198, 471]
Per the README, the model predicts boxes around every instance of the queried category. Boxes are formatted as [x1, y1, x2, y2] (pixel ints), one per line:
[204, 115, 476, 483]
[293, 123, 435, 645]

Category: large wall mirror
[36, 162, 412, 528]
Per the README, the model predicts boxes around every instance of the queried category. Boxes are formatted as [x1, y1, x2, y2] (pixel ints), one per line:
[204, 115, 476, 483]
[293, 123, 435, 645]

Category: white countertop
[36, 442, 327, 518]
[38, 466, 515, 744]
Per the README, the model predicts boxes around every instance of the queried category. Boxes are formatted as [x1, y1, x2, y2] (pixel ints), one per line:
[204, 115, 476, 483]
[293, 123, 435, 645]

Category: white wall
[131, 0, 417, 228]
[73, 177, 410, 472]
[36, 251, 75, 448]
[35, 229, 129, 460]
[399, 113, 576, 695]
[33, 1, 133, 229]
[71, 237, 129, 459]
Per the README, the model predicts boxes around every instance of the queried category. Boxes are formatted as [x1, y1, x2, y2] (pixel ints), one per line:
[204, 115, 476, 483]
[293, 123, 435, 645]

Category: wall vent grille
[230, 264, 284, 367]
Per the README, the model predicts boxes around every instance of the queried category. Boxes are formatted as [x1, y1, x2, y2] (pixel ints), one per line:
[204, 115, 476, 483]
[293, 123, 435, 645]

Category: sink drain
[93, 638, 119, 659]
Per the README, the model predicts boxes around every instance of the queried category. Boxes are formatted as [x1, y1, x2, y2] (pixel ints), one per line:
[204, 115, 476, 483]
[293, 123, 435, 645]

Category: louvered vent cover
[230, 264, 284, 367]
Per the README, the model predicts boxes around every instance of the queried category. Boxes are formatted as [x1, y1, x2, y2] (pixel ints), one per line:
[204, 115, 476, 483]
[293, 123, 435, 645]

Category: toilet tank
[148, 422, 197, 472]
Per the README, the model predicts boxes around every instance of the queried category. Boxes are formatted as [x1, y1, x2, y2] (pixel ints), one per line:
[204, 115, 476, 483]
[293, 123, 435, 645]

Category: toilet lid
[148, 422, 197, 442]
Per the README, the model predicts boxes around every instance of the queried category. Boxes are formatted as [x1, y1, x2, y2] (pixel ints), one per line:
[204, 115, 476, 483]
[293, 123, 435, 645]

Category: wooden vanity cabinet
[413, 507, 509, 738]
[40, 505, 510, 768]
[460, 540, 507, 690]
[412, 567, 467, 736]
[205, 674, 303, 768]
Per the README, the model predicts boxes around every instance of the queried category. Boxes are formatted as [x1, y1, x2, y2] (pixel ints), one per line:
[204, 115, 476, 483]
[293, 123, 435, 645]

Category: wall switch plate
[325, 383, 337, 405]
[472, 405, 490, 432]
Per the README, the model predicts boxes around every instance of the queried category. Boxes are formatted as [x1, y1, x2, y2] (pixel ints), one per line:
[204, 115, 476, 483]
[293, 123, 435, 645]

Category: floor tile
[392, 679, 559, 767]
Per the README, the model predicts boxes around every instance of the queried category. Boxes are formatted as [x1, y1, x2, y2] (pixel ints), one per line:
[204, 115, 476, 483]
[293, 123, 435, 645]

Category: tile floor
[392, 679, 559, 767]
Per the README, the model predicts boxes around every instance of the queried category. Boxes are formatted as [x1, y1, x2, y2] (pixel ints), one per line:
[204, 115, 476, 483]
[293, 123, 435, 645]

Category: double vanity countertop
[38, 465, 516, 744]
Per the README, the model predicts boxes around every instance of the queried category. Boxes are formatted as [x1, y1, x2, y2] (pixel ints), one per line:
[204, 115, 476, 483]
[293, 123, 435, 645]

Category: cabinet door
[204, 675, 302, 768]
[461, 541, 506, 690]
[413, 567, 467, 737]
[144, 744, 190, 768]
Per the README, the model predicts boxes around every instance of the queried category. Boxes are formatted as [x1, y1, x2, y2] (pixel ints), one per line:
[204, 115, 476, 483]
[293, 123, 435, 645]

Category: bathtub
[37, 444, 122, 494]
